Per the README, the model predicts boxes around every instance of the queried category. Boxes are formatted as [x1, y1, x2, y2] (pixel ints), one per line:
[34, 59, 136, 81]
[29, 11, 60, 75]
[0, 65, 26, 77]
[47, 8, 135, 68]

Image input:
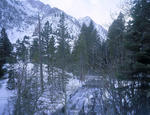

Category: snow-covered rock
[67, 77, 115, 115]
[79, 16, 108, 41]
[0, 0, 107, 44]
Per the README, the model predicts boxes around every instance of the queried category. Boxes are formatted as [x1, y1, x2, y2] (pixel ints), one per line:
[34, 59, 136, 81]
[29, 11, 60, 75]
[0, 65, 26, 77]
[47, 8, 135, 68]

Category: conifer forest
[0, 0, 150, 115]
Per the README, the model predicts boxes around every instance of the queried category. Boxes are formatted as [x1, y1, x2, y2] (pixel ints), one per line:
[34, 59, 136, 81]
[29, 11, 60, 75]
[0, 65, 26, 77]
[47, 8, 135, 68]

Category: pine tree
[72, 24, 88, 80]
[88, 22, 100, 72]
[0, 28, 13, 62]
[30, 38, 40, 64]
[0, 28, 13, 77]
[47, 36, 56, 86]
[120, 0, 150, 114]
[72, 21, 100, 77]
[106, 13, 125, 76]
[48, 36, 55, 63]
[123, 0, 150, 82]
[42, 21, 51, 64]
[37, 13, 44, 92]
[56, 13, 71, 68]
[55, 12, 71, 115]
[15, 36, 29, 62]
[42, 21, 56, 83]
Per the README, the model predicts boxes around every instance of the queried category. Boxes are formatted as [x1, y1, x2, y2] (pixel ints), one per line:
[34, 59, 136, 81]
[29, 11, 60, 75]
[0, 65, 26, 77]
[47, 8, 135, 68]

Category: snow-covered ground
[36, 77, 82, 114]
[0, 79, 14, 115]
[0, 62, 109, 115]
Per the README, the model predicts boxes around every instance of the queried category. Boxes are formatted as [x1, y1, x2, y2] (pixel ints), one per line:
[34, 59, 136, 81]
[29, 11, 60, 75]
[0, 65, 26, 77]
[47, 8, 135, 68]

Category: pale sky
[40, 0, 123, 28]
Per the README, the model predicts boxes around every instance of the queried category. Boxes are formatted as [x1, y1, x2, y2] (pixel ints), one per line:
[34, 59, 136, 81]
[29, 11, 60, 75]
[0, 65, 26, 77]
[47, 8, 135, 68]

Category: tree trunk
[38, 13, 44, 92]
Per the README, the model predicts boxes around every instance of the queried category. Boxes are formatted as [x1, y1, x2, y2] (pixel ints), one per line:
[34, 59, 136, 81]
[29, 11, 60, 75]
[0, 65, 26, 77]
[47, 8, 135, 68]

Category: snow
[12, 62, 83, 114]
[0, 0, 108, 114]
[36, 70, 82, 114]
[42, 13, 81, 49]
[67, 78, 82, 96]
[78, 16, 92, 26]
[1, 0, 107, 44]
[0, 79, 14, 115]
[79, 16, 108, 41]
[0, 62, 116, 115]
[7, 25, 35, 43]
[67, 87, 103, 114]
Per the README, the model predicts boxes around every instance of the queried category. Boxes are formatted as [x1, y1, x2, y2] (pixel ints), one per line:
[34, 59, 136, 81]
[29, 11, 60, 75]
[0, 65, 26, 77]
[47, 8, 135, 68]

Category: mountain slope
[0, 0, 107, 44]
[79, 16, 107, 40]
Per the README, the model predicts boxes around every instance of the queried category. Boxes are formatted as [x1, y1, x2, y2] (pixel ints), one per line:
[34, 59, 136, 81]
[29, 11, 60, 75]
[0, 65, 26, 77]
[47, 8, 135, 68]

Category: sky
[40, 0, 123, 28]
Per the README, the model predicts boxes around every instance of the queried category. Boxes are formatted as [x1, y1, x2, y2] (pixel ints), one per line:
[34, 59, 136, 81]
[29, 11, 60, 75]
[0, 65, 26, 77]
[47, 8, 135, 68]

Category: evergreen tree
[47, 36, 56, 84]
[122, 0, 150, 82]
[48, 36, 55, 63]
[106, 13, 125, 76]
[15, 36, 30, 62]
[42, 21, 56, 65]
[42, 21, 51, 64]
[30, 38, 40, 64]
[0, 28, 13, 77]
[42, 21, 56, 83]
[72, 21, 100, 77]
[72, 24, 88, 80]
[37, 13, 44, 92]
[88, 22, 100, 72]
[55, 12, 71, 115]
[56, 13, 71, 68]
[0, 28, 13, 62]
[120, 0, 150, 114]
